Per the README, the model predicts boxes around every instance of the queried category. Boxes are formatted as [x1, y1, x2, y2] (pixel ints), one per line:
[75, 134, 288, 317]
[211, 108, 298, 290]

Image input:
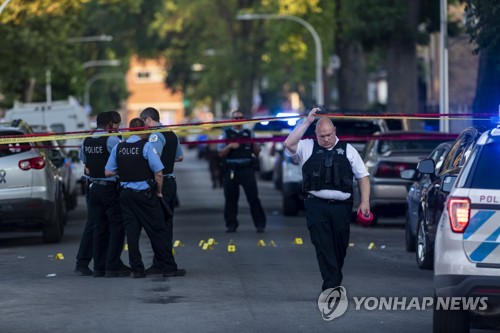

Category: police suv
[433, 125, 500, 332]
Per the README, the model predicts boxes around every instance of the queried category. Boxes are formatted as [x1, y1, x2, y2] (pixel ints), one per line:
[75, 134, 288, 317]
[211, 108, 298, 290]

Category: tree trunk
[337, 39, 368, 110]
[22, 77, 36, 102]
[236, 54, 256, 116]
[473, 50, 500, 128]
[386, 39, 417, 115]
[386, 0, 420, 129]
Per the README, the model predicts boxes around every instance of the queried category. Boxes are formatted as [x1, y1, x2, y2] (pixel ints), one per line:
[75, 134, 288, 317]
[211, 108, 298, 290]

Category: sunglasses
[233, 116, 245, 120]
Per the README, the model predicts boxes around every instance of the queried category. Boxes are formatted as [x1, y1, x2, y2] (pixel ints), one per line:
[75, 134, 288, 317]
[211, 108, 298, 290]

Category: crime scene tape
[0, 112, 495, 145]
[0, 133, 460, 150]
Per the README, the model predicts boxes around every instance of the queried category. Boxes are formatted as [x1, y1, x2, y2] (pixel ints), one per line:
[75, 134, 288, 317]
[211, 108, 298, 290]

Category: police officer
[74, 112, 117, 276]
[105, 118, 185, 278]
[284, 108, 371, 291]
[109, 111, 121, 133]
[77, 112, 129, 277]
[139, 107, 184, 275]
[75, 112, 130, 277]
[218, 109, 266, 233]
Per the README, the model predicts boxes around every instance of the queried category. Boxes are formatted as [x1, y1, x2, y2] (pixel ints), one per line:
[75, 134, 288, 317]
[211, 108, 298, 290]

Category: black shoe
[105, 269, 131, 278]
[119, 264, 133, 273]
[74, 266, 93, 276]
[226, 227, 237, 233]
[145, 266, 163, 275]
[163, 269, 186, 277]
[256, 228, 265, 233]
[133, 271, 146, 279]
[93, 270, 105, 277]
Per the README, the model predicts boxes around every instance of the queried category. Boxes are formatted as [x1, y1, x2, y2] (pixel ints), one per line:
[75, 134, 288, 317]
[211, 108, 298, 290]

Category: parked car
[31, 125, 78, 210]
[351, 131, 456, 225]
[405, 127, 483, 270]
[400, 141, 453, 252]
[252, 115, 297, 180]
[433, 125, 500, 332]
[0, 119, 68, 243]
[280, 117, 389, 216]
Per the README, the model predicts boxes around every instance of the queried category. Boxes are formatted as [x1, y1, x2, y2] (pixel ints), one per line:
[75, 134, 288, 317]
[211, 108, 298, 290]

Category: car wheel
[71, 191, 78, 209]
[416, 214, 433, 269]
[60, 191, 68, 229]
[42, 202, 62, 243]
[283, 195, 299, 216]
[433, 293, 470, 333]
[260, 171, 273, 181]
[405, 214, 416, 252]
[273, 168, 283, 191]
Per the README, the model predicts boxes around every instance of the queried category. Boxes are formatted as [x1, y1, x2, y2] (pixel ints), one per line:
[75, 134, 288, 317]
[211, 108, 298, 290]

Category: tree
[0, 0, 87, 105]
[156, 0, 335, 115]
[465, 0, 500, 126]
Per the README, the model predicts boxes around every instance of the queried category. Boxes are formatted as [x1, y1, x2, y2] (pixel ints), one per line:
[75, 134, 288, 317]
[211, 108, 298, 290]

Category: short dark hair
[96, 112, 112, 129]
[108, 111, 121, 124]
[140, 107, 160, 122]
[129, 118, 145, 131]
[230, 108, 244, 118]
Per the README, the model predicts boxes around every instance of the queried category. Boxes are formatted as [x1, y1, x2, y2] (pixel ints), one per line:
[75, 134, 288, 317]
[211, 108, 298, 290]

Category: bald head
[315, 117, 337, 149]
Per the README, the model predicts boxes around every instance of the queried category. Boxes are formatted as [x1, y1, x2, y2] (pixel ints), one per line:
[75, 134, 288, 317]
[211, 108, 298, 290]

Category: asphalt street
[0, 149, 473, 333]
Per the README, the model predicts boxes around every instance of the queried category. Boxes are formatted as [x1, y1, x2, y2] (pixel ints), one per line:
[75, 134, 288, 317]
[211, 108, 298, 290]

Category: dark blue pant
[223, 167, 266, 230]
[89, 184, 125, 272]
[76, 194, 93, 268]
[153, 177, 177, 269]
[305, 197, 352, 291]
[120, 189, 177, 273]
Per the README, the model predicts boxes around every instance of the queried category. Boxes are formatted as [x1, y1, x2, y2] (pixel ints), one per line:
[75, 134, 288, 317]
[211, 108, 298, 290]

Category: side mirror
[417, 159, 435, 175]
[48, 149, 65, 168]
[441, 175, 457, 193]
[400, 169, 418, 181]
[68, 150, 80, 163]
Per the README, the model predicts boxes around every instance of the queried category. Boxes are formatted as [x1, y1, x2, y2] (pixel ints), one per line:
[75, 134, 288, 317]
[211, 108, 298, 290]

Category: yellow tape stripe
[0, 115, 490, 145]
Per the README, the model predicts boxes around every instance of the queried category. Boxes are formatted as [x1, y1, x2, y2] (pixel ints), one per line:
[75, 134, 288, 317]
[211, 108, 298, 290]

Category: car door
[425, 128, 481, 240]
[458, 139, 500, 266]
[0, 132, 34, 200]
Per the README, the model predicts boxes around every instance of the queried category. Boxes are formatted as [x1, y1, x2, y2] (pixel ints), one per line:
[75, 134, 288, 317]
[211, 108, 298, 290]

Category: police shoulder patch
[149, 134, 158, 143]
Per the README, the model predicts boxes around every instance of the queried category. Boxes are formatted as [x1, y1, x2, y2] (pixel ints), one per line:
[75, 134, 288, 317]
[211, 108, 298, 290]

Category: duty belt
[93, 180, 117, 187]
[307, 193, 352, 205]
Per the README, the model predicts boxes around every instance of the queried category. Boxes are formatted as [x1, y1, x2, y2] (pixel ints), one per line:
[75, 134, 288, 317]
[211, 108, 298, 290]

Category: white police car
[433, 125, 500, 332]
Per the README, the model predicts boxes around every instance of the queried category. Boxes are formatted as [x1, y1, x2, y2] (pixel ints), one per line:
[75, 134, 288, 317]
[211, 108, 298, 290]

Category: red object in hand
[357, 210, 374, 226]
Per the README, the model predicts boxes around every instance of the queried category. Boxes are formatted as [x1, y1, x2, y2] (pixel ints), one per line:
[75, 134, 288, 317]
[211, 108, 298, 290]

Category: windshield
[468, 141, 500, 190]
[253, 121, 294, 133]
[0, 131, 32, 157]
[377, 139, 448, 154]
[303, 120, 383, 138]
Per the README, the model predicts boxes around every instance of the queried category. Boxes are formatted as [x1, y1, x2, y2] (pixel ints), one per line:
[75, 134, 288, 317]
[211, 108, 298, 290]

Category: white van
[5, 96, 91, 193]
[5, 96, 90, 147]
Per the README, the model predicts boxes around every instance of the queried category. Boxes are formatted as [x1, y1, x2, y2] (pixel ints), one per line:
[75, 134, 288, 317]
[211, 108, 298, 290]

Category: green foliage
[0, 0, 86, 105]
[466, 0, 500, 58]
[0, 0, 476, 116]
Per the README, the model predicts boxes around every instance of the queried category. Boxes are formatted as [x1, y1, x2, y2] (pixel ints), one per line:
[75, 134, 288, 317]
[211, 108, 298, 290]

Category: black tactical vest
[158, 131, 178, 175]
[302, 141, 354, 193]
[225, 128, 253, 160]
[116, 140, 153, 182]
[83, 136, 109, 178]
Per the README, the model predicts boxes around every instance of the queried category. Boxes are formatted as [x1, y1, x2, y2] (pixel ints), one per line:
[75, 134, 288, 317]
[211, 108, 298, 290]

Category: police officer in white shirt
[284, 108, 371, 291]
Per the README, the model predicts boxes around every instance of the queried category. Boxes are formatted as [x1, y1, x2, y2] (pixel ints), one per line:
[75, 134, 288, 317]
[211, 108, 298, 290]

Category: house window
[137, 72, 150, 79]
